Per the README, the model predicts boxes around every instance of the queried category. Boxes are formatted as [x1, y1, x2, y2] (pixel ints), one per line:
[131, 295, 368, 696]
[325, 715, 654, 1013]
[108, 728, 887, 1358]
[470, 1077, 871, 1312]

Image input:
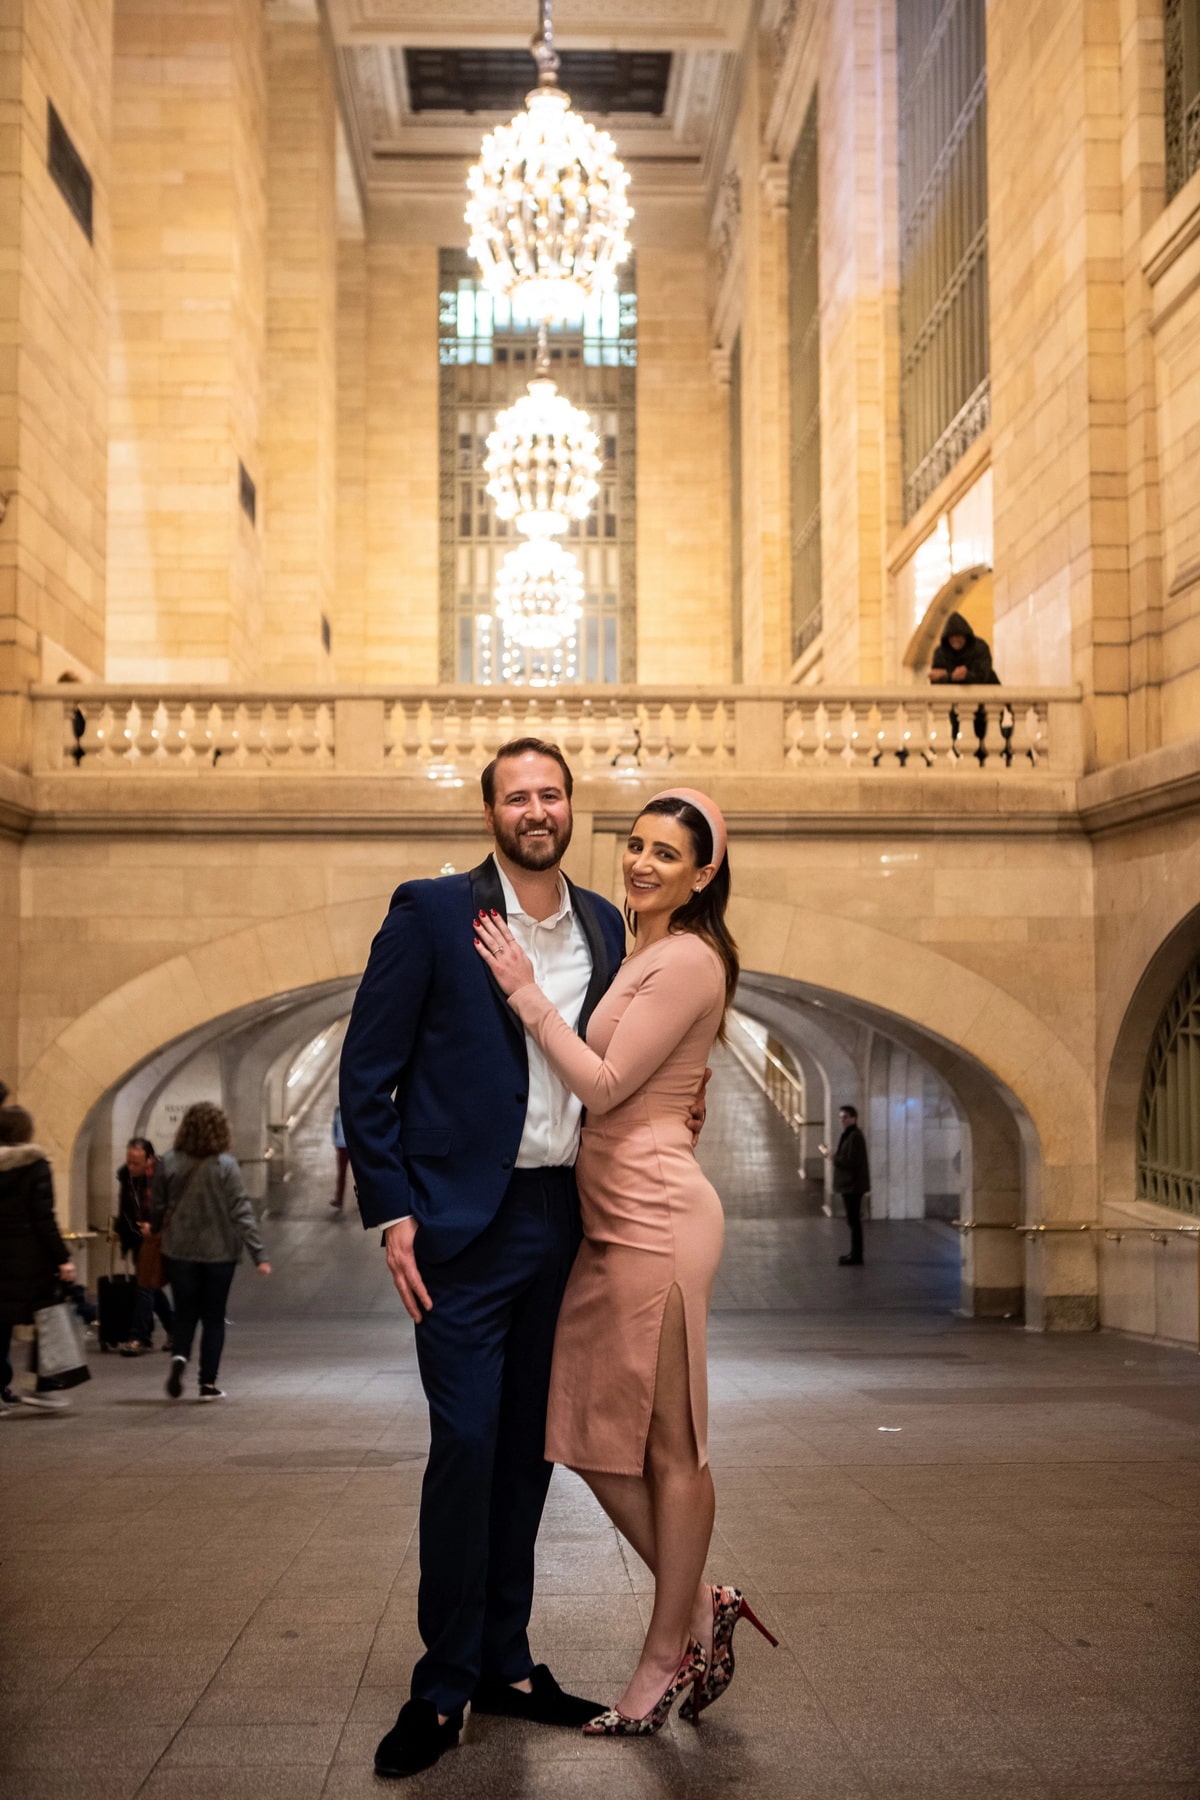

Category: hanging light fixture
[485, 325, 600, 536]
[465, 0, 633, 319]
[494, 538, 584, 650]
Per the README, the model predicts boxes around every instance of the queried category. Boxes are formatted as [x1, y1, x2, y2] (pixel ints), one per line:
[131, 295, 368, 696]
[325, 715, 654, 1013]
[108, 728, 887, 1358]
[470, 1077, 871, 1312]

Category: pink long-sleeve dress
[508, 930, 727, 1476]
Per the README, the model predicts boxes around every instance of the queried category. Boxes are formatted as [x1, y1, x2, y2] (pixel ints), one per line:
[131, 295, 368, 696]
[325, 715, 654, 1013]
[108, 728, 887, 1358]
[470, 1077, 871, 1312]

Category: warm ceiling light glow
[494, 538, 584, 650]
[465, 1, 633, 319]
[485, 371, 600, 538]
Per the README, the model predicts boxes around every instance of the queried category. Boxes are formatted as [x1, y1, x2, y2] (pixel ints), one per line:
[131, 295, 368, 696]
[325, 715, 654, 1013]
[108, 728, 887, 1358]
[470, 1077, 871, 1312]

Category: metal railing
[955, 1221, 1200, 1240]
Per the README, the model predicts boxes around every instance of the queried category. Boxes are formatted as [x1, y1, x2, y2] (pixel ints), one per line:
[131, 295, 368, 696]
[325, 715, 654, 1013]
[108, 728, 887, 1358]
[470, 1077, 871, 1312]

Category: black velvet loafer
[374, 1697, 463, 1778]
[471, 1664, 606, 1727]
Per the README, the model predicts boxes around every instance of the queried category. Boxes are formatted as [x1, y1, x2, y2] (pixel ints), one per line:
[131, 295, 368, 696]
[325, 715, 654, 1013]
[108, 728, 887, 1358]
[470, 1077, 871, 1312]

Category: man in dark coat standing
[822, 1104, 871, 1267]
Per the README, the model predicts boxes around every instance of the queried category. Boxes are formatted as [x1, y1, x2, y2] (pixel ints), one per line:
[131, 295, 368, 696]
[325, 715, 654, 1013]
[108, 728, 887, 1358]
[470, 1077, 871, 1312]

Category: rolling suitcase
[97, 1234, 138, 1350]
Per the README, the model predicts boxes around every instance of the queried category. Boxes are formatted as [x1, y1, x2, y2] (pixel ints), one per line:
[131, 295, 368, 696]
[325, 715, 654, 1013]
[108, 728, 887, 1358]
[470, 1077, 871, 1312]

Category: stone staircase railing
[29, 685, 1084, 778]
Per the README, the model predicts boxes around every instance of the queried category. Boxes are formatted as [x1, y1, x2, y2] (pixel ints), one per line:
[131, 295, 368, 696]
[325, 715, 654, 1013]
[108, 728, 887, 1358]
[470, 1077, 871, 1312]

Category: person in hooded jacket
[928, 611, 1000, 686]
[0, 1104, 76, 1412]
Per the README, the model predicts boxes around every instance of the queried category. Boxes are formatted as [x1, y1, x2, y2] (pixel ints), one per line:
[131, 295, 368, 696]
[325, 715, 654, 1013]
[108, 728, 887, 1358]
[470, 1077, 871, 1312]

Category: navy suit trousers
[410, 1166, 581, 1713]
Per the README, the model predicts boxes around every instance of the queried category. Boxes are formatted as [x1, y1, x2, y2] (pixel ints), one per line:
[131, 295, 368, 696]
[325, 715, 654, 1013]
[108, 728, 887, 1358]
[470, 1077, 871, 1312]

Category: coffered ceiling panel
[325, 0, 752, 241]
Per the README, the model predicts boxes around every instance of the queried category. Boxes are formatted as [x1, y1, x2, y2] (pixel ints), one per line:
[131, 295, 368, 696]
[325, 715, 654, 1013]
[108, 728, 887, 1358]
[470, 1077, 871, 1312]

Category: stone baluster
[204, 703, 225, 766]
[384, 700, 405, 768]
[837, 701, 863, 768]
[602, 701, 625, 767]
[864, 700, 886, 768]
[415, 699, 434, 769]
[683, 702, 703, 766]
[315, 703, 334, 766]
[811, 700, 830, 766]
[233, 702, 253, 767]
[442, 703, 463, 775]
[123, 701, 145, 763]
[468, 699, 491, 770]
[784, 701, 806, 767]
[177, 703, 198, 766]
[577, 699, 597, 771]
[282, 703, 305, 762]
[149, 699, 170, 763]
[92, 702, 116, 766]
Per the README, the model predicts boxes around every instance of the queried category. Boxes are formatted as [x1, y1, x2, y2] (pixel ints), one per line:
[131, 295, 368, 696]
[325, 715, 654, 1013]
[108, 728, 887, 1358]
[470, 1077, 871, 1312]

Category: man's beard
[494, 814, 573, 871]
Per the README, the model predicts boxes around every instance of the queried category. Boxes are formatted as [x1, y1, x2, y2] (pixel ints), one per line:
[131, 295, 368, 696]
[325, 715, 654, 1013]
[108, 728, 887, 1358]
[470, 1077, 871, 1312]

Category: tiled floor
[2, 1056, 1198, 1800]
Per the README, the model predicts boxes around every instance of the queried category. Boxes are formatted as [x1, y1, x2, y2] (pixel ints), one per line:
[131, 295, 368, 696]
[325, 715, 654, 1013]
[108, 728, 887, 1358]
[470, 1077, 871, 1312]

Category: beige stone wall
[635, 249, 730, 683]
[988, 0, 1133, 766]
[362, 243, 439, 683]
[335, 237, 367, 682]
[261, 14, 337, 684]
[1143, 167, 1200, 747]
[1085, 746, 1200, 1344]
[0, 0, 111, 702]
[811, 0, 897, 684]
[0, 835, 19, 1086]
[107, 0, 266, 683]
[735, 36, 792, 682]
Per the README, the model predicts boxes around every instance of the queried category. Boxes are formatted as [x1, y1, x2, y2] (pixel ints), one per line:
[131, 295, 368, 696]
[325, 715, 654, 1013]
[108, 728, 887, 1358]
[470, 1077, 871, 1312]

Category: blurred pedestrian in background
[0, 1104, 77, 1412]
[927, 611, 999, 686]
[115, 1136, 174, 1355]
[820, 1105, 871, 1267]
[157, 1103, 271, 1402]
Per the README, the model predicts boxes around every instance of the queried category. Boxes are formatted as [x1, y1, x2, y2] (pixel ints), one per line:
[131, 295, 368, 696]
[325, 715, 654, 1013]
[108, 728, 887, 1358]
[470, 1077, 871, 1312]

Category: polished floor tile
[1, 1075, 1197, 1798]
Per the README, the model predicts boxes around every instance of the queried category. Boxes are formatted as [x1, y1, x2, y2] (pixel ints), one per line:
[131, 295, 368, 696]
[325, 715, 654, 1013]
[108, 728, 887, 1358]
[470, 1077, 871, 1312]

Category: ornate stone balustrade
[29, 685, 1083, 778]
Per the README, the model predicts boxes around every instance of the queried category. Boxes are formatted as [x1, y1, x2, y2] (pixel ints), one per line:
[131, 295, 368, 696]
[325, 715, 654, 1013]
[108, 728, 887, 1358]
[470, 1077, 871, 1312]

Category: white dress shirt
[378, 855, 593, 1232]
[496, 858, 592, 1169]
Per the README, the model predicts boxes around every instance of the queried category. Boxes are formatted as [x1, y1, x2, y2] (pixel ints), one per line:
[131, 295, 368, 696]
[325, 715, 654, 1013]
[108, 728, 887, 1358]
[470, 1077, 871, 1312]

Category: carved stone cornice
[764, 0, 818, 168]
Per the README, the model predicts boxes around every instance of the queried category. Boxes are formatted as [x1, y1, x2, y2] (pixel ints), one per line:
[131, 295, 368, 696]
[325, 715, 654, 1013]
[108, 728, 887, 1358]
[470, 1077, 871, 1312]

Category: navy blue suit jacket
[339, 856, 626, 1263]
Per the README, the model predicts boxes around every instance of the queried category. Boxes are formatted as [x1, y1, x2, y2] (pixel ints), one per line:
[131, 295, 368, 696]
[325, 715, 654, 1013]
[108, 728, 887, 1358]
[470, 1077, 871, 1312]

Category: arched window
[1137, 958, 1200, 1216]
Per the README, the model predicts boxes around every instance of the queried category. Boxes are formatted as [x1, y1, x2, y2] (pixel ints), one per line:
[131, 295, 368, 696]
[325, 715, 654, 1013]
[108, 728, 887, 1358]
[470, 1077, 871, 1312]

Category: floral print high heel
[582, 1638, 708, 1736]
[678, 1585, 778, 1721]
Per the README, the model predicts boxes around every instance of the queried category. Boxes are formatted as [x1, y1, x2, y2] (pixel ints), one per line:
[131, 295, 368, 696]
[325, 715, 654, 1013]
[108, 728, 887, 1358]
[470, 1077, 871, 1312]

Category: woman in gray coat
[157, 1102, 271, 1401]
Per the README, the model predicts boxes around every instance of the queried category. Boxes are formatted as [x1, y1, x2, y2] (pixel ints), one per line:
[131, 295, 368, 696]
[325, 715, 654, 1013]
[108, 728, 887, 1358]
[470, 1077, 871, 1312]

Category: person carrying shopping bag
[0, 1104, 81, 1413]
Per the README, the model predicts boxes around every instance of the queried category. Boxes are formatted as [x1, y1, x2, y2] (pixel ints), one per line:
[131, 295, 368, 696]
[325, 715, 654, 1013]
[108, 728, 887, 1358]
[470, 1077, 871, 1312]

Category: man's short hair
[839, 1104, 858, 1119]
[481, 738, 574, 808]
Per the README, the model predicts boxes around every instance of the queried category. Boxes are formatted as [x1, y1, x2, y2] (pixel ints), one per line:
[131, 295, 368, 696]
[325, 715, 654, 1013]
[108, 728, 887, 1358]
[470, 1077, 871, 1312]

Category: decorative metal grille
[788, 96, 821, 661]
[1137, 957, 1200, 1217]
[1165, 0, 1200, 201]
[897, 0, 989, 520]
[729, 332, 744, 684]
[438, 250, 637, 685]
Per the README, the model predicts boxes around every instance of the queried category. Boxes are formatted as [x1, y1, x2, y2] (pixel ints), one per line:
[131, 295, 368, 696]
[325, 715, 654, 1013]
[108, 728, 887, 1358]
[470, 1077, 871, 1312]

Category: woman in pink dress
[474, 789, 775, 1737]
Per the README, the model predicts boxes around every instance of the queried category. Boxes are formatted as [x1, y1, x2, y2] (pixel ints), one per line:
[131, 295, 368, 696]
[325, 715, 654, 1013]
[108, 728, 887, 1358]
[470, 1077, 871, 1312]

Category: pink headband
[646, 788, 728, 870]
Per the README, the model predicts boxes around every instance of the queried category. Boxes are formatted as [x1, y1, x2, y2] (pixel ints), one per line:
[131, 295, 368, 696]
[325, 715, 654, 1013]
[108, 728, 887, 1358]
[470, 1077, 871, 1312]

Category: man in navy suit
[340, 738, 629, 1779]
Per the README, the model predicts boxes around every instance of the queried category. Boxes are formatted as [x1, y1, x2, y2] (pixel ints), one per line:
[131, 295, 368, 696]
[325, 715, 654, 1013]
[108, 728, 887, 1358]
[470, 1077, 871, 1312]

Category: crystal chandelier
[494, 538, 584, 650]
[465, 0, 633, 319]
[485, 328, 600, 537]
